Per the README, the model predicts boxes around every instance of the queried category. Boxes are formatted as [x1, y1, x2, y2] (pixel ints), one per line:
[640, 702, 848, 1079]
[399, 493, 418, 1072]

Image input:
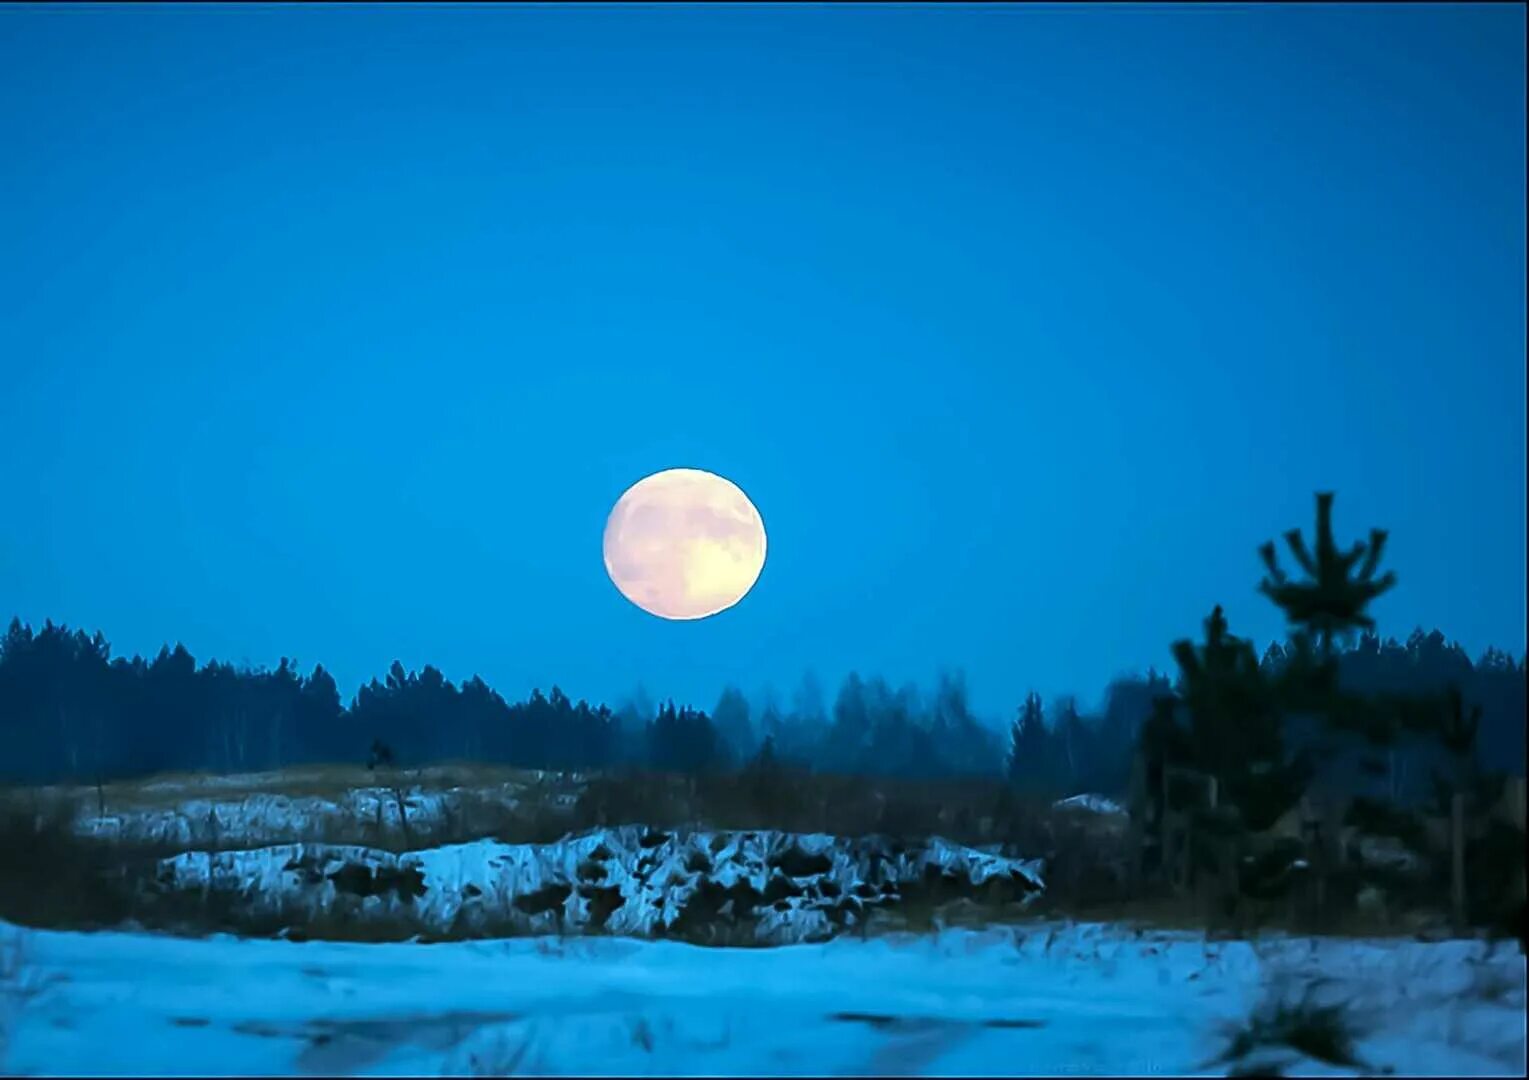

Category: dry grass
[1026, 893, 1435, 941]
[9, 761, 1486, 943]
[4, 761, 556, 814]
[573, 766, 1076, 851]
[457, 1029, 538, 1076]
[1210, 977, 1369, 1075]
[0, 764, 590, 859]
[7, 761, 1087, 857]
[0, 795, 142, 930]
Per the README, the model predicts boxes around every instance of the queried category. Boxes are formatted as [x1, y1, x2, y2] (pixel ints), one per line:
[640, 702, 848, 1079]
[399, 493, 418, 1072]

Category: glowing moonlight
[603, 468, 767, 620]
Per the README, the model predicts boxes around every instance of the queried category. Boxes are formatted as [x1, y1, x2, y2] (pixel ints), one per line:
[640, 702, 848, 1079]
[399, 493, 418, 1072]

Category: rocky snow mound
[145, 825, 1046, 945]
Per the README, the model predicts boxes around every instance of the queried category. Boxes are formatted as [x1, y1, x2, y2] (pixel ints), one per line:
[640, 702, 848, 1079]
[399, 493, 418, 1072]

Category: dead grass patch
[1210, 979, 1368, 1074]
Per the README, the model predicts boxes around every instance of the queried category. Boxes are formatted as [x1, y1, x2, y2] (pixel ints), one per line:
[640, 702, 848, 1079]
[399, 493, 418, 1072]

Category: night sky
[1, 3, 1523, 721]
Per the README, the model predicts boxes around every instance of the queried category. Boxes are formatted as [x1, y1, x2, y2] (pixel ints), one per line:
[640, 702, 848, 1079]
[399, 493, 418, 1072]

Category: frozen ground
[8, 764, 581, 851]
[50, 770, 1116, 853]
[3, 920, 1523, 1076]
[70, 778, 549, 850]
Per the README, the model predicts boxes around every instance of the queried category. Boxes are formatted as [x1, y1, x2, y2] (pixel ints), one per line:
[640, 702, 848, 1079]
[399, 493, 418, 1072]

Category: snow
[1353, 834, 1426, 873]
[3, 920, 1522, 1076]
[1053, 794, 1128, 816]
[143, 827, 1047, 944]
[77, 787, 508, 849]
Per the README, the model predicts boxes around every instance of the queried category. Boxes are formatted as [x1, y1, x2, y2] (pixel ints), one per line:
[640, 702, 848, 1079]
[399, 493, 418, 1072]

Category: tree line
[0, 608, 1520, 793]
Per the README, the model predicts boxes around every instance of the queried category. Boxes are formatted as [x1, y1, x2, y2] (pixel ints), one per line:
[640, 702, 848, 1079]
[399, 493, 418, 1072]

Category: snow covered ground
[3, 920, 1523, 1076]
[54, 773, 1123, 855]
[73, 783, 536, 850]
[26, 765, 581, 850]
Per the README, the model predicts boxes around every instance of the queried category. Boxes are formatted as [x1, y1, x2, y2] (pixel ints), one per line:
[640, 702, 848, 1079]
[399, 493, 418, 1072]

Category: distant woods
[0, 615, 1521, 793]
[0, 630, 1011, 785]
[0, 494, 1523, 792]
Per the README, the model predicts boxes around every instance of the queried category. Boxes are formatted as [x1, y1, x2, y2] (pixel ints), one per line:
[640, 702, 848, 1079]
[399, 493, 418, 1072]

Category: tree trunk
[1509, 777, 1527, 910]
[1451, 792, 1466, 933]
[59, 705, 79, 781]
[390, 772, 413, 848]
[1160, 763, 1171, 889]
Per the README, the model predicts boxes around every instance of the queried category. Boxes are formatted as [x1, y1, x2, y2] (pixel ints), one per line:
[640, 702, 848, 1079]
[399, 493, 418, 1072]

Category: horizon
[3, 606, 1520, 731]
[2, 3, 1524, 723]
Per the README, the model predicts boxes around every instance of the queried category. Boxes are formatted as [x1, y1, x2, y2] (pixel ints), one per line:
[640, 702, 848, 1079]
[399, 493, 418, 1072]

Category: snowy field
[3, 920, 1524, 1076]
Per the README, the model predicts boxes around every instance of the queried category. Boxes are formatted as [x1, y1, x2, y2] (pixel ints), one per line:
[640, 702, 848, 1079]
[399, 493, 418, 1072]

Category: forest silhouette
[0, 618, 1520, 796]
[0, 492, 1520, 801]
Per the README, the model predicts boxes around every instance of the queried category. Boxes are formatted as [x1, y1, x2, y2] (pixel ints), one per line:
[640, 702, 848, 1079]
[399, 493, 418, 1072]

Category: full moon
[603, 468, 768, 621]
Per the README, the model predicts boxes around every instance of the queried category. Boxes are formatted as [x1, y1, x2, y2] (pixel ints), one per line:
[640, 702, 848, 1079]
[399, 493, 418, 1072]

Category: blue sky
[1, 3, 1523, 721]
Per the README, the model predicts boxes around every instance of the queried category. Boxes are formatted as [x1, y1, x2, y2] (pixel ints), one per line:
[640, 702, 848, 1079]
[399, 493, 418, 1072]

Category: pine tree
[1008, 692, 1049, 789]
[1052, 696, 1087, 789]
[1258, 492, 1396, 654]
[711, 686, 755, 763]
[1162, 605, 1310, 831]
[1437, 683, 1481, 794]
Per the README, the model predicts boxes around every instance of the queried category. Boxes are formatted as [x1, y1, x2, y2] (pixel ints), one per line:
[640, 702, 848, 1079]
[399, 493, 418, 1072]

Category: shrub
[1212, 980, 1367, 1073]
[1344, 797, 1428, 853]
[0, 793, 138, 930]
